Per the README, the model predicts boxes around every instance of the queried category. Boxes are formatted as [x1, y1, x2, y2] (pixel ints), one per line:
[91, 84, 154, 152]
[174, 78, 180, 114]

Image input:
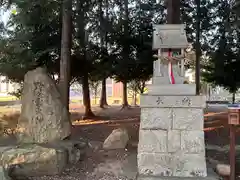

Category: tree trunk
[166, 0, 180, 24]
[59, 0, 72, 111]
[121, 0, 129, 110]
[133, 92, 137, 106]
[82, 74, 95, 119]
[100, 78, 108, 108]
[75, 0, 95, 118]
[140, 81, 145, 94]
[195, 0, 201, 95]
[94, 88, 97, 105]
[122, 81, 129, 108]
[232, 93, 236, 104]
[99, 0, 109, 109]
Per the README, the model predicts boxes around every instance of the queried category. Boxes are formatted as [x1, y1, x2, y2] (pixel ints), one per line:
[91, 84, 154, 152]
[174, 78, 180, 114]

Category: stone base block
[140, 95, 206, 108]
[140, 108, 204, 130]
[147, 84, 196, 95]
[137, 162, 218, 180]
[138, 153, 207, 177]
[137, 175, 218, 180]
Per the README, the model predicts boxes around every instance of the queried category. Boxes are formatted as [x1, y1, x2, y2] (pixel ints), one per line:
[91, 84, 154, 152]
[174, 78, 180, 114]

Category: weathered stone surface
[138, 130, 167, 153]
[17, 67, 71, 143]
[45, 140, 85, 164]
[137, 174, 218, 180]
[147, 84, 195, 95]
[181, 131, 205, 153]
[0, 144, 67, 177]
[138, 153, 173, 176]
[167, 130, 181, 153]
[140, 95, 206, 108]
[172, 108, 204, 130]
[173, 154, 207, 177]
[138, 153, 207, 178]
[0, 166, 11, 180]
[216, 164, 230, 176]
[140, 108, 172, 130]
[152, 76, 185, 85]
[103, 128, 129, 150]
[153, 24, 188, 49]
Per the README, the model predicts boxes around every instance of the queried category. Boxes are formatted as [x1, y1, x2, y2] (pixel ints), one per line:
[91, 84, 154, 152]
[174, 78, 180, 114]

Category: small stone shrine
[137, 24, 211, 179]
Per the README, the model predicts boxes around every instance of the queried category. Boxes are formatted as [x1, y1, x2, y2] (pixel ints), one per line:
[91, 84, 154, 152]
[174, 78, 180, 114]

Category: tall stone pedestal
[137, 84, 216, 179]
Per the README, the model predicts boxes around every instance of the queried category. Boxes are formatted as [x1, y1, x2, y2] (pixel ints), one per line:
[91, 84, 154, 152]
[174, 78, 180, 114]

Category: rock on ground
[103, 128, 129, 150]
[0, 144, 67, 177]
[17, 67, 71, 143]
[216, 164, 230, 177]
[0, 166, 11, 180]
[29, 147, 138, 180]
[0, 140, 87, 177]
[0, 140, 86, 178]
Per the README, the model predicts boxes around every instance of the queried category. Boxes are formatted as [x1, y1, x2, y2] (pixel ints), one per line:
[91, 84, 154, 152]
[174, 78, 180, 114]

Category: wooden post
[228, 107, 239, 180]
[230, 125, 236, 180]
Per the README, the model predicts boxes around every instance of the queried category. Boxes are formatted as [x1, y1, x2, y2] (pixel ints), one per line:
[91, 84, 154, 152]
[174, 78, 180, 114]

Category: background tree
[203, 0, 240, 103]
[89, 79, 101, 105]
[0, 0, 62, 81]
[0, 0, 237, 113]
[59, 0, 72, 110]
[128, 79, 147, 106]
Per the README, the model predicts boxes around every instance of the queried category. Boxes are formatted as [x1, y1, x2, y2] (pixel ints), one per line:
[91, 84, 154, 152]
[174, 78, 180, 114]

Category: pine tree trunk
[82, 74, 95, 119]
[140, 81, 145, 94]
[232, 93, 236, 104]
[100, 78, 108, 108]
[99, 0, 108, 109]
[122, 81, 129, 108]
[121, 0, 129, 110]
[133, 92, 137, 106]
[195, 0, 201, 95]
[94, 87, 97, 105]
[59, 0, 72, 111]
[166, 0, 180, 24]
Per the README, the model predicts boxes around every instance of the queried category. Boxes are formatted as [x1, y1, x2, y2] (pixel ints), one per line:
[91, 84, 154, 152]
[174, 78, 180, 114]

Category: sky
[0, 9, 10, 26]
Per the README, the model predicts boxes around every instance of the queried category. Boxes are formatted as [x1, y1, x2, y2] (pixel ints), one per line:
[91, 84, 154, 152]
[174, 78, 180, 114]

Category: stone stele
[17, 67, 71, 143]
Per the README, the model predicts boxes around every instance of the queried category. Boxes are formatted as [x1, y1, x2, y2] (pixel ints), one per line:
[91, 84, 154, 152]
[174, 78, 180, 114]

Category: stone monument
[17, 67, 71, 143]
[137, 24, 210, 179]
[0, 68, 86, 179]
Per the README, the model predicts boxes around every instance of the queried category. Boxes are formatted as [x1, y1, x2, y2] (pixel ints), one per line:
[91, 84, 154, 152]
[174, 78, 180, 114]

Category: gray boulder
[17, 67, 71, 143]
[0, 144, 67, 177]
[0, 139, 87, 178]
[0, 166, 11, 180]
[103, 128, 129, 150]
[216, 164, 230, 177]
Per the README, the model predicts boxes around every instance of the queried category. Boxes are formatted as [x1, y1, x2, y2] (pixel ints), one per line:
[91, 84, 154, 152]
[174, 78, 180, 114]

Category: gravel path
[1, 106, 239, 179]
[30, 143, 137, 180]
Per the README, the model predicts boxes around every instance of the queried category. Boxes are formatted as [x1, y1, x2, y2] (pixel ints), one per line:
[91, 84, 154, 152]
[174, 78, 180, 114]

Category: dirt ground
[1, 105, 240, 179]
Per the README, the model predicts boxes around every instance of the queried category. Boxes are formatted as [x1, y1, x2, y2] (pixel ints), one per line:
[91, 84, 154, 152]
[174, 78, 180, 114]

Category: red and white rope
[168, 50, 175, 84]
